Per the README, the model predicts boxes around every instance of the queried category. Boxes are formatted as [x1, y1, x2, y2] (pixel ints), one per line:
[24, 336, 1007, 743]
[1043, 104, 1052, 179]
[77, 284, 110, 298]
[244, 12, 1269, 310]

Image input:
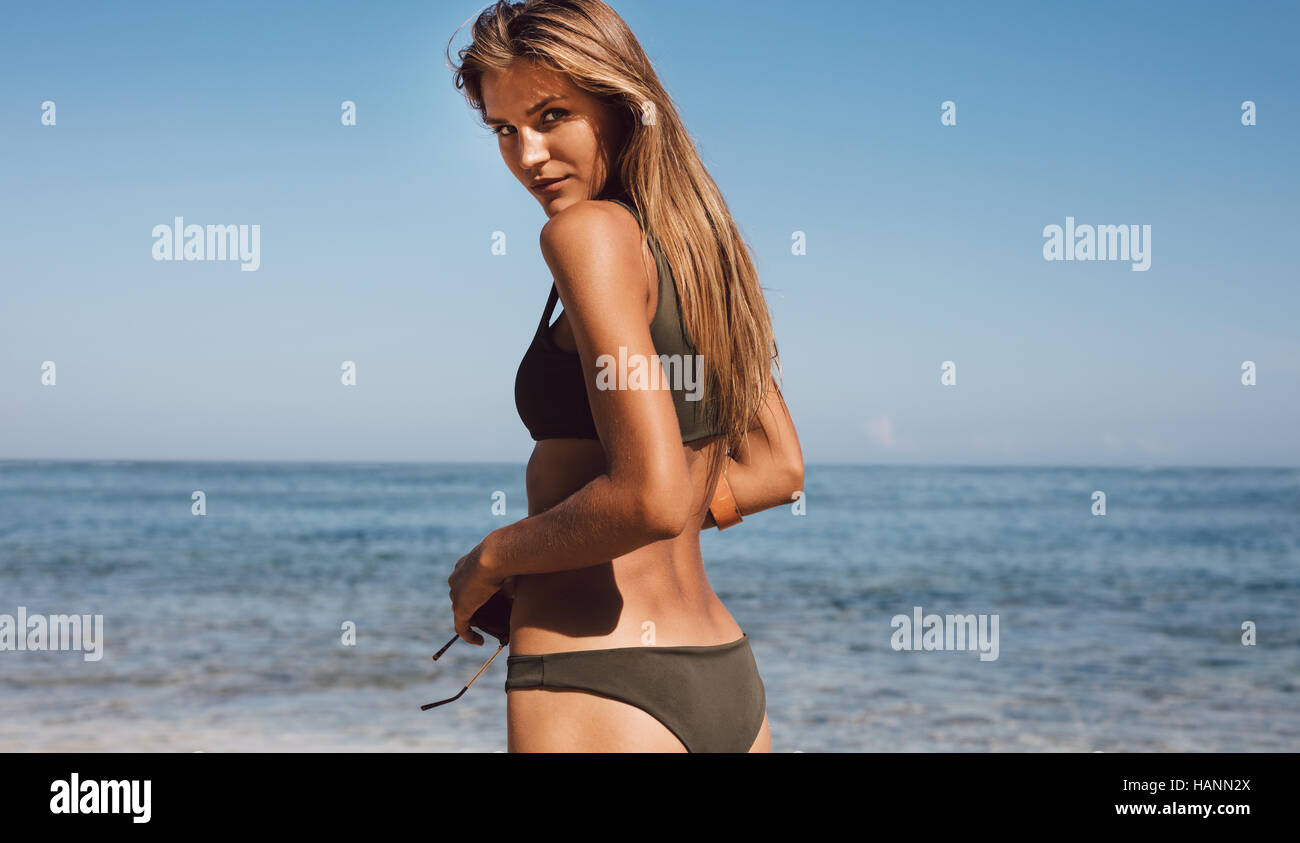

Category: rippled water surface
[1, 461, 1296, 751]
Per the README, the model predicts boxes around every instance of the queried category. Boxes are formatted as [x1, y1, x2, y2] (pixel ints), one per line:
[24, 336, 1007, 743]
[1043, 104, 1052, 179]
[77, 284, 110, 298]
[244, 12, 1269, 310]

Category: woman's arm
[475, 200, 693, 579]
[706, 375, 803, 525]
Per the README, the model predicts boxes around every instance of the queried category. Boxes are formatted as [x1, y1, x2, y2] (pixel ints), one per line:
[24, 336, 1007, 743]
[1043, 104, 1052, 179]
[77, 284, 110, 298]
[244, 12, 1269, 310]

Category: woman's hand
[448, 532, 506, 646]
[715, 377, 804, 519]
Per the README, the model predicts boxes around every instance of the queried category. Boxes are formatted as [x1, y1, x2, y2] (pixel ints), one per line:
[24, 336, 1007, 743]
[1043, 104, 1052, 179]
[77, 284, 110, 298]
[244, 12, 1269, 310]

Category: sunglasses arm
[421, 641, 507, 711]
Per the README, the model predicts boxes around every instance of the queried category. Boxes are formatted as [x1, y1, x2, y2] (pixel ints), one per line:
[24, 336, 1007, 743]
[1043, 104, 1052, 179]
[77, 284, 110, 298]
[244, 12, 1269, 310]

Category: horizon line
[1, 457, 1295, 471]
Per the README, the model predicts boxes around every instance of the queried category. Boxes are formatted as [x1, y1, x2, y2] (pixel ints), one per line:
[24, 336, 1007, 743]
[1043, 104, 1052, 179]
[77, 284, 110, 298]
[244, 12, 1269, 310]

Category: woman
[445, 0, 803, 752]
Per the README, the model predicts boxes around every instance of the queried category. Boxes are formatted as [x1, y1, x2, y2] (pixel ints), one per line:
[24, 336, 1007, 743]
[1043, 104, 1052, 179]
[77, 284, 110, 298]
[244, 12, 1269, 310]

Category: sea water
[1, 461, 1296, 752]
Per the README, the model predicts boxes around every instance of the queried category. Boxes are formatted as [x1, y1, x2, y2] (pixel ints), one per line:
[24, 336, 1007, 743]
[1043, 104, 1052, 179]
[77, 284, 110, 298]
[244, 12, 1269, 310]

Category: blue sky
[1, 0, 1296, 466]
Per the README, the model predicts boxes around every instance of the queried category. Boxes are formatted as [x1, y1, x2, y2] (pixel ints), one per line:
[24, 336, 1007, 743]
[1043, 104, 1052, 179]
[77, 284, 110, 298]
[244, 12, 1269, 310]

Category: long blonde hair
[448, 0, 782, 486]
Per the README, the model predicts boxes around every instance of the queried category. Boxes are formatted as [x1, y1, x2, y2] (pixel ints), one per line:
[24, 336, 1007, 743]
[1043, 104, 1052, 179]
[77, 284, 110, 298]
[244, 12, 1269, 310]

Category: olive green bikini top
[514, 195, 721, 443]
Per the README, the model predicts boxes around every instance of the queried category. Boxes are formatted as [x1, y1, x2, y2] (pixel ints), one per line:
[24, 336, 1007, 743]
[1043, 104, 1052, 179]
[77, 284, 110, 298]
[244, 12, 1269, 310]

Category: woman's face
[481, 59, 628, 217]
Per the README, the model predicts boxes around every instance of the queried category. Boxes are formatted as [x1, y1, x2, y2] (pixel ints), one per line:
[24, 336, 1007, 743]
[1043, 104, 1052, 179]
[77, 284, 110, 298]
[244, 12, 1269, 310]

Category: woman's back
[508, 197, 740, 656]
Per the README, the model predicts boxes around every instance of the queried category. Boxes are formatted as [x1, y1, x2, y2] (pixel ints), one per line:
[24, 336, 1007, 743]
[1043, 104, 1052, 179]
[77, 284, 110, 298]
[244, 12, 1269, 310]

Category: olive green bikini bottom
[504, 633, 766, 753]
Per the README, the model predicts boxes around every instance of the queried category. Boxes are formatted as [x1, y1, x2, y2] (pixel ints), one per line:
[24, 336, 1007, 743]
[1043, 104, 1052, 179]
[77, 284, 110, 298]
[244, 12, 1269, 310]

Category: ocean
[1, 461, 1297, 752]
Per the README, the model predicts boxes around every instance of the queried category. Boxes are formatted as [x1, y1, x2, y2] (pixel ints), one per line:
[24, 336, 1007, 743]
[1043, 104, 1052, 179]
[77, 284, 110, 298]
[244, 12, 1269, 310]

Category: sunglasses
[421, 589, 513, 711]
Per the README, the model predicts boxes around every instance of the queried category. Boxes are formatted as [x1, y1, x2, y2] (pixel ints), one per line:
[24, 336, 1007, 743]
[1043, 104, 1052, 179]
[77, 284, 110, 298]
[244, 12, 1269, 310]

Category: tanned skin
[448, 59, 803, 752]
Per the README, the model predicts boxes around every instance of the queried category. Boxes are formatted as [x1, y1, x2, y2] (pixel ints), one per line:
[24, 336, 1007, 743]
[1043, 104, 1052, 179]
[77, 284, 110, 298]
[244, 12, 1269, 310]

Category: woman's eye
[491, 108, 567, 137]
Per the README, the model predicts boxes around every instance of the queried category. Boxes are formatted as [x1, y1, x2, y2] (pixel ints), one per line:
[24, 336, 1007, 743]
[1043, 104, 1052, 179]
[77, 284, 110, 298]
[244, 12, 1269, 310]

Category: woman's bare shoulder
[539, 199, 648, 307]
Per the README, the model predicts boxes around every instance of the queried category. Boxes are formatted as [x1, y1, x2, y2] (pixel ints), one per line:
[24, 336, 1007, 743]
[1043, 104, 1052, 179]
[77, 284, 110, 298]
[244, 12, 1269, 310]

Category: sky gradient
[2, 0, 1297, 466]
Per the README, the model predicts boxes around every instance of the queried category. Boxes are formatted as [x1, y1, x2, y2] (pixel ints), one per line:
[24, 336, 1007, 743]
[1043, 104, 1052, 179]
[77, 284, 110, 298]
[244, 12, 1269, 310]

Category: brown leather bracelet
[709, 465, 743, 530]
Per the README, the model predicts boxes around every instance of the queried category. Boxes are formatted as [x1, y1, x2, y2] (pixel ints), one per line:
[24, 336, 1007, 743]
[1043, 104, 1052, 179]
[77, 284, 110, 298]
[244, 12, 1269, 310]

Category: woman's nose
[517, 127, 549, 170]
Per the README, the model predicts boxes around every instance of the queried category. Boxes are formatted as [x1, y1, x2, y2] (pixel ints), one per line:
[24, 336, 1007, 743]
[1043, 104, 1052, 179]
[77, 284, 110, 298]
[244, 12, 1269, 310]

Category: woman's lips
[531, 176, 569, 193]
